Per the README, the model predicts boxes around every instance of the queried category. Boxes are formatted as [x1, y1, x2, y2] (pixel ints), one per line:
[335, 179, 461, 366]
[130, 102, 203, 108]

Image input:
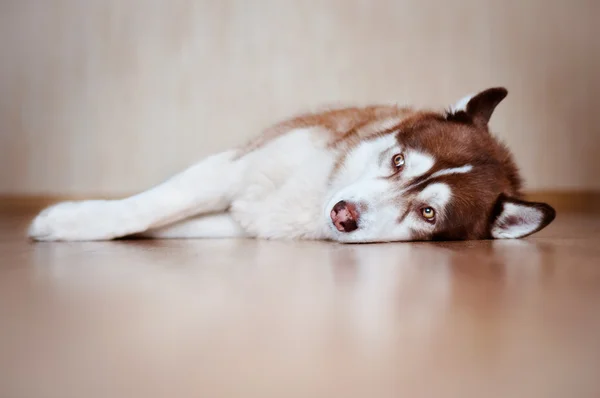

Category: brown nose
[330, 200, 359, 233]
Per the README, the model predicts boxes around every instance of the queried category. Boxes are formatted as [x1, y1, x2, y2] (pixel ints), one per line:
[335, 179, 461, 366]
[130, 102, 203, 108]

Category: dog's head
[326, 87, 555, 243]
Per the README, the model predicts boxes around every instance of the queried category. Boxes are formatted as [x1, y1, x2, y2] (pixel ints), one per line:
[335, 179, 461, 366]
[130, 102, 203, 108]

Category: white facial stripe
[401, 164, 473, 195]
[417, 183, 452, 213]
[430, 164, 473, 178]
[404, 151, 435, 179]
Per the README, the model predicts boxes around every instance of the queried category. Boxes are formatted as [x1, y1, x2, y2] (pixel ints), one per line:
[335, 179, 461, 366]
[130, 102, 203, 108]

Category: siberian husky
[28, 87, 555, 243]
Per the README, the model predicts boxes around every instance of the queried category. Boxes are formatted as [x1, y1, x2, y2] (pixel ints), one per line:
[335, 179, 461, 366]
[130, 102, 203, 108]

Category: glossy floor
[1, 211, 600, 398]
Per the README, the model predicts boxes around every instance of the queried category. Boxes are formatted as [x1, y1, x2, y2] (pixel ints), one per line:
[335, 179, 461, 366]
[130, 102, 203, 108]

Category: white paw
[28, 200, 133, 241]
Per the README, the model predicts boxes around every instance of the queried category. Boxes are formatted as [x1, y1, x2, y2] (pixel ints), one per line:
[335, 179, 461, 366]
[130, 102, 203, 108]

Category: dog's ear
[490, 194, 556, 239]
[450, 87, 508, 127]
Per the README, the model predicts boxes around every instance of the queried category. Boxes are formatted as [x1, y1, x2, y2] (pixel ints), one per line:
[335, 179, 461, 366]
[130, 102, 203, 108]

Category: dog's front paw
[28, 200, 128, 241]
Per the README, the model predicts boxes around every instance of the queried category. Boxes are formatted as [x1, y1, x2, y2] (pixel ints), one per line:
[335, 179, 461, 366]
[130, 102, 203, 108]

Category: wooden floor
[1, 210, 600, 398]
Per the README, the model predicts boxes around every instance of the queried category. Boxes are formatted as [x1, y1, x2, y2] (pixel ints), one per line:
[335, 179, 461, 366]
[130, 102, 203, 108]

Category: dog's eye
[392, 154, 405, 169]
[421, 207, 436, 221]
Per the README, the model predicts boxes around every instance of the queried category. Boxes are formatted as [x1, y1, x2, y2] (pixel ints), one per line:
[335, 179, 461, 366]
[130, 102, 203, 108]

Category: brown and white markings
[28, 87, 555, 243]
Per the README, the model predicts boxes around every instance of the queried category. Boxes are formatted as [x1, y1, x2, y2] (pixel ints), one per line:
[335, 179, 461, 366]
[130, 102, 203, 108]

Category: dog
[28, 87, 555, 243]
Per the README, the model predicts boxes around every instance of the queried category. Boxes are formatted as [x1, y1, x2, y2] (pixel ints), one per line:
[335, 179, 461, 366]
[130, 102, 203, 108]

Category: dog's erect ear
[451, 87, 508, 127]
[490, 195, 556, 239]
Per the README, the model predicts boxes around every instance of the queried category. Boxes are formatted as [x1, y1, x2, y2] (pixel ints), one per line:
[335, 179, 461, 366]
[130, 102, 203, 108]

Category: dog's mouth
[330, 200, 360, 233]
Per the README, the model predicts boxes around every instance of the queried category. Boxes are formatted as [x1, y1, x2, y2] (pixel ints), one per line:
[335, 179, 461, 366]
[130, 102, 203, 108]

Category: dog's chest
[230, 128, 337, 239]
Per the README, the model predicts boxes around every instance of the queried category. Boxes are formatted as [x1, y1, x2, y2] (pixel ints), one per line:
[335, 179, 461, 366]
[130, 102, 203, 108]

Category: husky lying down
[28, 87, 555, 243]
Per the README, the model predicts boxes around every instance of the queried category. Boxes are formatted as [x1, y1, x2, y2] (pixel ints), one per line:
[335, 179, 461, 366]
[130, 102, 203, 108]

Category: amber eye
[392, 153, 405, 169]
[421, 207, 436, 221]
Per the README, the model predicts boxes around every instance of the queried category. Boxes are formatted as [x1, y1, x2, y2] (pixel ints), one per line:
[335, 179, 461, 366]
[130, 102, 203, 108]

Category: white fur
[491, 202, 545, 239]
[431, 164, 473, 178]
[229, 128, 336, 240]
[451, 93, 474, 112]
[142, 213, 247, 239]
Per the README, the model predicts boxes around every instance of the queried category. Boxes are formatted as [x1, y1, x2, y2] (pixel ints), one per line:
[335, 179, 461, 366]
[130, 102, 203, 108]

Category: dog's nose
[330, 200, 359, 233]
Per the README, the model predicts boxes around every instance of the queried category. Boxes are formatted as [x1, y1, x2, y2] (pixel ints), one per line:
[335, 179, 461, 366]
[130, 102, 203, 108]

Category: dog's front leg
[28, 151, 243, 241]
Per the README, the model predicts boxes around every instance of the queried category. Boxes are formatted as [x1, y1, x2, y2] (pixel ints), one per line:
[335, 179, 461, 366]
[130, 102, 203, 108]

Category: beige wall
[1, 0, 599, 196]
